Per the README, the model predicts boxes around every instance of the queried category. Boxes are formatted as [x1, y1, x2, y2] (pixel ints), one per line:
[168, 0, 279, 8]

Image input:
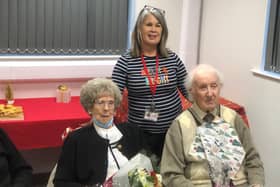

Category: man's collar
[191, 102, 218, 120]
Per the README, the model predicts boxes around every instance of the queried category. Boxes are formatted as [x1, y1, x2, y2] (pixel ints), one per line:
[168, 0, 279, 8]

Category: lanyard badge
[144, 101, 159, 122]
[141, 54, 160, 122]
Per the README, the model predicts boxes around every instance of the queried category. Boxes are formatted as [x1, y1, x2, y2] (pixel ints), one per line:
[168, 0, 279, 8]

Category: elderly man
[160, 64, 264, 187]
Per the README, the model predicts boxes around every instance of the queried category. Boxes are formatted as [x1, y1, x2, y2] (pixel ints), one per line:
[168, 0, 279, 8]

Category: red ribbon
[141, 54, 159, 96]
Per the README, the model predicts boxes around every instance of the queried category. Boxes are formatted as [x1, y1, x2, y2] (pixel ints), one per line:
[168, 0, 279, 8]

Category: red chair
[115, 89, 249, 126]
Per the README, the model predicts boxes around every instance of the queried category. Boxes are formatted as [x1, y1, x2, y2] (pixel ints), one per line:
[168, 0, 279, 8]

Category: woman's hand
[250, 184, 263, 187]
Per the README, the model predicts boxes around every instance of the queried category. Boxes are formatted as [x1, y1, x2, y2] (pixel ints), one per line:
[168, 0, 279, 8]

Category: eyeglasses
[143, 5, 165, 16]
[94, 100, 115, 109]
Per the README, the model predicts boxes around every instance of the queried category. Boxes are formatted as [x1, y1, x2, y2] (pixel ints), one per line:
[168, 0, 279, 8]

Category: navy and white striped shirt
[112, 51, 188, 134]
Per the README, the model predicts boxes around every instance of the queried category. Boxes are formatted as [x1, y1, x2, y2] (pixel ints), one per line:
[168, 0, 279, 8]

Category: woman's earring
[138, 31, 142, 42]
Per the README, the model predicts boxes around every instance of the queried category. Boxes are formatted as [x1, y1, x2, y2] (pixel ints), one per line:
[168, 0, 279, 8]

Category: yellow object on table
[0, 104, 24, 120]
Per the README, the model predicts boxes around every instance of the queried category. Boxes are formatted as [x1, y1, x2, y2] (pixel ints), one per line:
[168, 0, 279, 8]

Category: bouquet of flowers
[128, 168, 162, 187]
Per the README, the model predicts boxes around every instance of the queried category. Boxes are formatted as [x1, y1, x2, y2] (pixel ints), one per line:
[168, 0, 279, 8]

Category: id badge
[144, 102, 159, 122]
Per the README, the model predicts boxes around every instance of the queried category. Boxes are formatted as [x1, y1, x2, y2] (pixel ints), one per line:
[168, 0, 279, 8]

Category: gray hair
[80, 78, 122, 113]
[186, 64, 224, 91]
[130, 6, 169, 57]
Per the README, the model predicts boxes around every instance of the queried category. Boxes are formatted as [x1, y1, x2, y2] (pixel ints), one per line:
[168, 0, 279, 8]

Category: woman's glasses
[143, 5, 165, 16]
[94, 100, 115, 109]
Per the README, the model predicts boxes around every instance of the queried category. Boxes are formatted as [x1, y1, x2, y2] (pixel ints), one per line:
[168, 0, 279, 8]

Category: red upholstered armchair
[114, 89, 249, 126]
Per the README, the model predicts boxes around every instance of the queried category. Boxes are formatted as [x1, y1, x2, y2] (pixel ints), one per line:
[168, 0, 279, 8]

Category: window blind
[0, 0, 128, 55]
[264, 0, 280, 74]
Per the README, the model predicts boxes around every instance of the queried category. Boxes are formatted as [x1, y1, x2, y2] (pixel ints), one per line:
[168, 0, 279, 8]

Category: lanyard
[141, 54, 159, 96]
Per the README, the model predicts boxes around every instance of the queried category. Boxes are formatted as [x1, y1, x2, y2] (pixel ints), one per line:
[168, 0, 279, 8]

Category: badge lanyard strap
[141, 54, 159, 97]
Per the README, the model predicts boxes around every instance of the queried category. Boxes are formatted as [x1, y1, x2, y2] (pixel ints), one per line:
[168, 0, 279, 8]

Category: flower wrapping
[128, 168, 162, 187]
[112, 153, 153, 187]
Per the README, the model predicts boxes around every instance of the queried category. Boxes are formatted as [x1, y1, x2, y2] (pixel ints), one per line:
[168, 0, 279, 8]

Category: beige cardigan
[160, 104, 264, 187]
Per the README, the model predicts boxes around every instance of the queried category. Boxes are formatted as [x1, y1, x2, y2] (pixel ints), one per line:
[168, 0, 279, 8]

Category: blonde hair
[130, 6, 169, 57]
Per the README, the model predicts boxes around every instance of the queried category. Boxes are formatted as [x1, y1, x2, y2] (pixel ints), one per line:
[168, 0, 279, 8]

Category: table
[0, 97, 90, 150]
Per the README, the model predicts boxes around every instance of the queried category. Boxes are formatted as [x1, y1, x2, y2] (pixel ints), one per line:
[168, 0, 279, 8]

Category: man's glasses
[143, 5, 165, 16]
[94, 100, 115, 109]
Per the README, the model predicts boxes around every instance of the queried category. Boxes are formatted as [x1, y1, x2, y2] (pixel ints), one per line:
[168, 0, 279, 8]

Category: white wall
[199, 0, 280, 186]
[0, 56, 117, 98]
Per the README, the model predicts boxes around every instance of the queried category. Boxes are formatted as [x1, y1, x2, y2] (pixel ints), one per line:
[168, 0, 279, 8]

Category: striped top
[112, 51, 188, 133]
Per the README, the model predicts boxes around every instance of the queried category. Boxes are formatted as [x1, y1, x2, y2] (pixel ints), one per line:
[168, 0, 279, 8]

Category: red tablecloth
[0, 97, 90, 150]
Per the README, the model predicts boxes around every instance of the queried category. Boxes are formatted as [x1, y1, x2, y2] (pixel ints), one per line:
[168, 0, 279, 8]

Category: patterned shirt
[112, 51, 188, 133]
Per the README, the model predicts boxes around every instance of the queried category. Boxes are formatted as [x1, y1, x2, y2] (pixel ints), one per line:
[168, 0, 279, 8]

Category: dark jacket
[54, 122, 145, 187]
[0, 128, 33, 187]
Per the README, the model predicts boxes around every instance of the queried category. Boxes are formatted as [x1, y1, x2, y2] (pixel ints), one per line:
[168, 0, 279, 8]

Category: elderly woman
[53, 78, 145, 187]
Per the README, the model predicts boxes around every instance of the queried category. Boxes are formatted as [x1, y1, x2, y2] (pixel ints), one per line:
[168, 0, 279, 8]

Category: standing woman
[112, 5, 188, 159]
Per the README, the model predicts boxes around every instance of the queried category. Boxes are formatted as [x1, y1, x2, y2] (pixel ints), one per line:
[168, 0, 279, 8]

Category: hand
[250, 184, 262, 187]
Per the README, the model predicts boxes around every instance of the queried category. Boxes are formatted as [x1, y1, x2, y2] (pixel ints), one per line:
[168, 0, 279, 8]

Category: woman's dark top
[0, 128, 32, 187]
[54, 122, 144, 187]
